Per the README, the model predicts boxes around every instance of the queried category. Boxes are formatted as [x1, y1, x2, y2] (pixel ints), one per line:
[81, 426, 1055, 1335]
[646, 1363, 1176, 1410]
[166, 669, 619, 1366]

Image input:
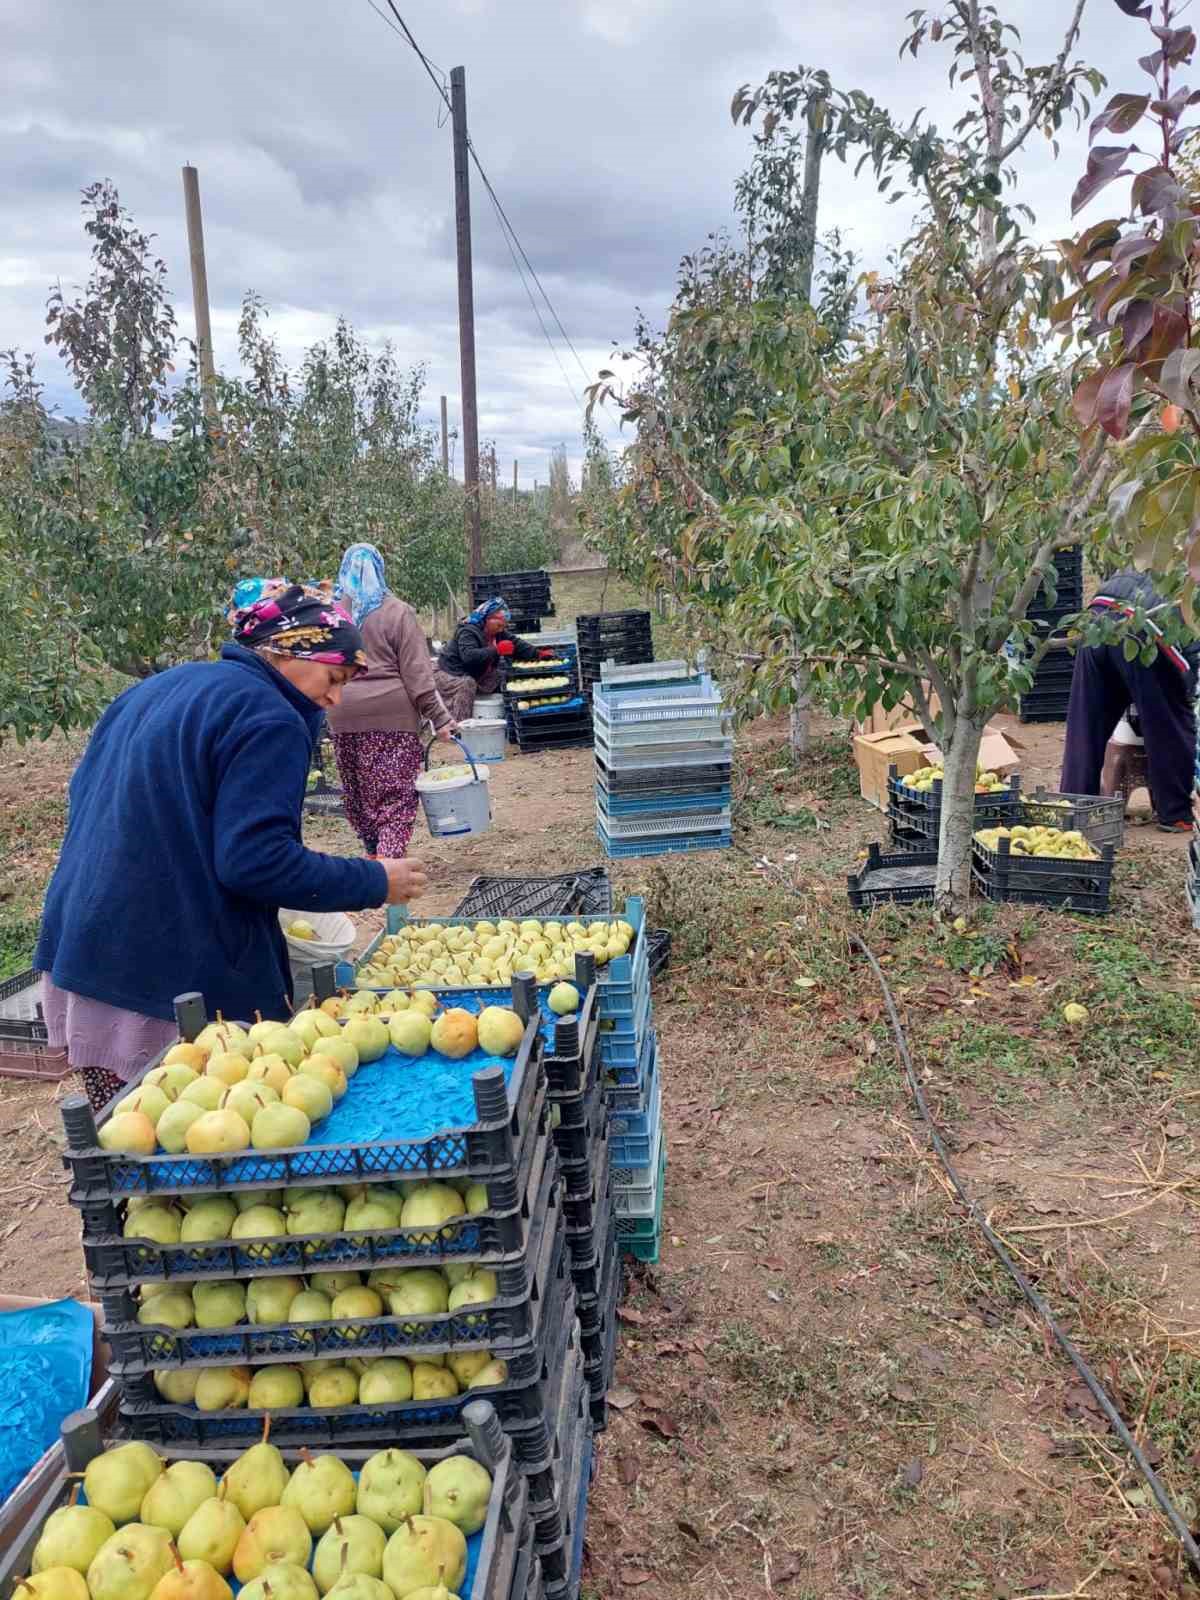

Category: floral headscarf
[335, 543, 390, 628]
[467, 597, 512, 627]
[229, 583, 368, 672]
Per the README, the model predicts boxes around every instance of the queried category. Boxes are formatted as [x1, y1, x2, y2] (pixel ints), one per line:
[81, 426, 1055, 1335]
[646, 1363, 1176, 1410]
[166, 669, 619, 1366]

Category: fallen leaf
[772, 1551, 805, 1585]
[618, 1307, 652, 1327]
[617, 1454, 639, 1486]
[640, 1412, 680, 1440]
[902, 1458, 924, 1487]
[620, 1568, 654, 1586]
[1164, 1122, 1188, 1139]
[608, 1386, 639, 1410]
[676, 1519, 701, 1542]
[890, 1383, 917, 1404]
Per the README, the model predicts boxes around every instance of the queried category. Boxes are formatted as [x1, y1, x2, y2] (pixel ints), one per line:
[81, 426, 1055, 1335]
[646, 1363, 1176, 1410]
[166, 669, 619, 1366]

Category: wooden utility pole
[440, 395, 449, 475]
[512, 460, 518, 506]
[181, 165, 217, 418]
[450, 67, 482, 577]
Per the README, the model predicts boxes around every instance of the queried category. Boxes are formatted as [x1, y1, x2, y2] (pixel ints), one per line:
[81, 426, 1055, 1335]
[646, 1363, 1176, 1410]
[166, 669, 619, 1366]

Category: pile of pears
[98, 1009, 393, 1161]
[23, 1431, 492, 1600]
[900, 763, 1010, 796]
[972, 823, 1099, 861]
[356, 917, 635, 991]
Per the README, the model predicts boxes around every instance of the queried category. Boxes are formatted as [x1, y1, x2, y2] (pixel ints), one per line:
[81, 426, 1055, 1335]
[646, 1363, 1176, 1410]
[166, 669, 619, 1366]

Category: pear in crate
[312, 1517, 386, 1594]
[282, 1453, 357, 1537]
[185, 1110, 251, 1156]
[15, 1569, 90, 1600]
[221, 1421, 290, 1521]
[33, 1501, 116, 1575]
[355, 1451, 425, 1534]
[87, 1525, 175, 1600]
[381, 1517, 466, 1598]
[248, 1367, 304, 1411]
[232, 1508, 312, 1585]
[308, 1368, 359, 1408]
[180, 1196, 238, 1244]
[177, 1491, 245, 1574]
[423, 1457, 491, 1537]
[238, 1566, 318, 1600]
[358, 1359, 413, 1406]
[99, 1112, 158, 1156]
[148, 1550, 232, 1600]
[141, 1464, 218, 1538]
[85, 1442, 164, 1524]
[194, 1366, 252, 1412]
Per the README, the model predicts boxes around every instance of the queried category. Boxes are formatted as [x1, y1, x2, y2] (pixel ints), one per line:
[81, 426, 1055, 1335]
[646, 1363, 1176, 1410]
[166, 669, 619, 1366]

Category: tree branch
[997, 0, 1088, 164]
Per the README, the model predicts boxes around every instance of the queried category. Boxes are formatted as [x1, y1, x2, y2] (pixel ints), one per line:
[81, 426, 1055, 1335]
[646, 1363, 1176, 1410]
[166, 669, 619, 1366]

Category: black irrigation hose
[849, 930, 1200, 1576]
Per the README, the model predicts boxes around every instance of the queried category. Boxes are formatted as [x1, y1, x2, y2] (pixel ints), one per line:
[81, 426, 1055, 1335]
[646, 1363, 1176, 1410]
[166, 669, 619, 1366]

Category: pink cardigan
[326, 596, 451, 735]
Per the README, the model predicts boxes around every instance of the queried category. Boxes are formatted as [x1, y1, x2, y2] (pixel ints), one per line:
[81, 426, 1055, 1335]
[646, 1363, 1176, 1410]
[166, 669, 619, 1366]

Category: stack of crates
[593, 662, 733, 857]
[471, 570, 554, 635]
[1019, 548, 1083, 723]
[577, 611, 654, 698]
[504, 641, 593, 754]
[62, 974, 587, 1597]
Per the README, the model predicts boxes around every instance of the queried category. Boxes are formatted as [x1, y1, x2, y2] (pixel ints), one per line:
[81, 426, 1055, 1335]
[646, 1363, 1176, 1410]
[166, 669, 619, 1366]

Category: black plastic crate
[82, 1105, 555, 1292]
[533, 1422, 591, 1590]
[1018, 788, 1125, 850]
[847, 844, 938, 909]
[1017, 703, 1070, 724]
[972, 835, 1115, 915]
[452, 869, 611, 921]
[542, 989, 600, 1099]
[646, 929, 671, 979]
[0, 1403, 528, 1600]
[887, 769, 1021, 842]
[888, 816, 929, 854]
[527, 1342, 588, 1546]
[103, 1175, 566, 1377]
[562, 1130, 611, 1241]
[514, 728, 594, 754]
[576, 609, 653, 637]
[115, 1214, 576, 1447]
[551, 1079, 605, 1172]
[62, 987, 546, 1203]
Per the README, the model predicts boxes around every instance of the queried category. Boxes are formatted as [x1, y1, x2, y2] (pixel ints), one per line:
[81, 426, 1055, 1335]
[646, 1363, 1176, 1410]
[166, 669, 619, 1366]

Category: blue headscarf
[335, 543, 390, 628]
[467, 597, 511, 628]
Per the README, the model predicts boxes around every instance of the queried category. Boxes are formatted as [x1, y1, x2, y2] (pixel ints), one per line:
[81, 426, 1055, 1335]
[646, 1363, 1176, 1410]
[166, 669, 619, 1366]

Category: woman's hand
[495, 639, 514, 657]
[380, 858, 429, 903]
[436, 722, 460, 744]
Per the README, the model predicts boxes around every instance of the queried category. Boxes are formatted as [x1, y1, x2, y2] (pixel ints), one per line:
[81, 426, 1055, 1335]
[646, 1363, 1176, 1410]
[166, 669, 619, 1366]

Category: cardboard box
[920, 724, 1021, 779]
[854, 688, 941, 736]
[853, 725, 929, 811]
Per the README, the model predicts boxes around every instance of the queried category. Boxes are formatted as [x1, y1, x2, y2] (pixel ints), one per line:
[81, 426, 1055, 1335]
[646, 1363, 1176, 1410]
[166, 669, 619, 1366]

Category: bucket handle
[423, 733, 483, 780]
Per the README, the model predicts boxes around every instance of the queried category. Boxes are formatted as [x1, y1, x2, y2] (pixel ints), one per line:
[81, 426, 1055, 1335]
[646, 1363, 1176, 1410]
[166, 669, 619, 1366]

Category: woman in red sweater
[326, 544, 458, 857]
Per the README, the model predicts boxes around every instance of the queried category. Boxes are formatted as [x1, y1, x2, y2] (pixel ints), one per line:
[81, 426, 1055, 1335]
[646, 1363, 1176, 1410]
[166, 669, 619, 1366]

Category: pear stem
[170, 1543, 185, 1574]
[262, 1415, 272, 1446]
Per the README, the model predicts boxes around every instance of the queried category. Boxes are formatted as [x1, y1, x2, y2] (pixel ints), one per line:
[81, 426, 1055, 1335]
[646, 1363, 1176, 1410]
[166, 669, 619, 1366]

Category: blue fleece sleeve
[212, 717, 388, 911]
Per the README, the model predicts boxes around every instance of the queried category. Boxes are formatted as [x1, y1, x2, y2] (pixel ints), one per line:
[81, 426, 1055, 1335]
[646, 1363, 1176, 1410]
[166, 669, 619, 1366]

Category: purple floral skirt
[330, 730, 425, 857]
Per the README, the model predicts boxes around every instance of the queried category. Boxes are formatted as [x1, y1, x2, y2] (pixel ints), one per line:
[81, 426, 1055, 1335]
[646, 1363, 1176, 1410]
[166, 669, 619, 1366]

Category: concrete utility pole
[513, 459, 518, 506]
[181, 165, 217, 419]
[451, 67, 482, 577]
[440, 395, 449, 475]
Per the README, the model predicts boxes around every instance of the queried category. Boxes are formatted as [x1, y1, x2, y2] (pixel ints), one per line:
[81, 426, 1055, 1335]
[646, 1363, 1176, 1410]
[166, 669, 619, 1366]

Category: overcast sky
[2, 0, 1138, 482]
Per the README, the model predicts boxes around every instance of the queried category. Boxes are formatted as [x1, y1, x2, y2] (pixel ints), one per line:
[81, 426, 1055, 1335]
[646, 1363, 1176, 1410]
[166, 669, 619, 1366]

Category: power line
[370, 0, 589, 399]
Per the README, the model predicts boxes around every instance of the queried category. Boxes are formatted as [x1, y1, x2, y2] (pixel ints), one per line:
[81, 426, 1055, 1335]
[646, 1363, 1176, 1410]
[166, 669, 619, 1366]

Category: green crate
[615, 1142, 666, 1263]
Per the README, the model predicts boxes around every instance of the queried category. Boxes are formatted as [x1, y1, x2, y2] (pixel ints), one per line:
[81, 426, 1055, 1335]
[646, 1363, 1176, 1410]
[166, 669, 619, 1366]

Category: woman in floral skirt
[326, 543, 458, 857]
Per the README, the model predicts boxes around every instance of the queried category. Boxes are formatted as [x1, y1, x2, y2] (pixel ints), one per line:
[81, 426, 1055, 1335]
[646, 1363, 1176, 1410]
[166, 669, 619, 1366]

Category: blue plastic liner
[0, 1298, 94, 1501]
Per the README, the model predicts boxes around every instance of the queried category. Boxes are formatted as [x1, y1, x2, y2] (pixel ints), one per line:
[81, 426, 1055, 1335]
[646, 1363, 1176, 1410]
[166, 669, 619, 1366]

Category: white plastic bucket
[278, 908, 356, 1004]
[458, 717, 506, 762]
[474, 694, 504, 720]
[416, 738, 493, 839]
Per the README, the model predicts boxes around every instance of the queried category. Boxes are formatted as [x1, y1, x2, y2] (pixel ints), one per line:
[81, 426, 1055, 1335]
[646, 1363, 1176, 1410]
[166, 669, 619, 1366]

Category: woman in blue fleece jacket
[35, 584, 428, 1109]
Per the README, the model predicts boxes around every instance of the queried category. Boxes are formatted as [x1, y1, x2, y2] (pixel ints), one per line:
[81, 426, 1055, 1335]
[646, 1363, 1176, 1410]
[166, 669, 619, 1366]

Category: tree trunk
[790, 649, 811, 760]
[935, 708, 987, 906]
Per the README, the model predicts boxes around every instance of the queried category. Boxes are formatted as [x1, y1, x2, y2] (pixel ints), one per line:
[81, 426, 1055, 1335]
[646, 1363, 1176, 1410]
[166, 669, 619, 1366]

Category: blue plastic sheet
[0, 1297, 94, 1501]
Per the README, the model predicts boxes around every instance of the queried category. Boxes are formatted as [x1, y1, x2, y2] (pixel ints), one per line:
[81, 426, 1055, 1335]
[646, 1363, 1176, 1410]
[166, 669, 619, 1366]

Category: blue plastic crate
[518, 694, 587, 717]
[596, 786, 731, 817]
[597, 823, 732, 859]
[609, 1072, 662, 1168]
[351, 899, 646, 1014]
[605, 1029, 656, 1116]
[597, 985, 652, 1074]
[612, 1122, 664, 1216]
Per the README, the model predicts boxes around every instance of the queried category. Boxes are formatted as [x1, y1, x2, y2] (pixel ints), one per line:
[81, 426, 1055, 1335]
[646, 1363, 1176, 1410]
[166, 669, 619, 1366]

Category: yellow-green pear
[33, 1505, 116, 1575]
[84, 1442, 164, 1524]
[177, 1492, 245, 1575]
[140, 1463, 218, 1538]
[87, 1525, 174, 1600]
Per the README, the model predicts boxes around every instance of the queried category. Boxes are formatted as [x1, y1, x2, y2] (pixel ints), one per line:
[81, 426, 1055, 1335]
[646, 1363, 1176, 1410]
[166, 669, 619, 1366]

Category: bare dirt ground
[3, 596, 1200, 1597]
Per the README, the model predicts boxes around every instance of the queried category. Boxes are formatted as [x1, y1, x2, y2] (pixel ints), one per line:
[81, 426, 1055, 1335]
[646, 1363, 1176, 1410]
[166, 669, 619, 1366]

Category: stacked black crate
[504, 645, 593, 753]
[1019, 548, 1083, 723]
[62, 978, 587, 1595]
[471, 570, 554, 635]
[577, 612, 654, 698]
